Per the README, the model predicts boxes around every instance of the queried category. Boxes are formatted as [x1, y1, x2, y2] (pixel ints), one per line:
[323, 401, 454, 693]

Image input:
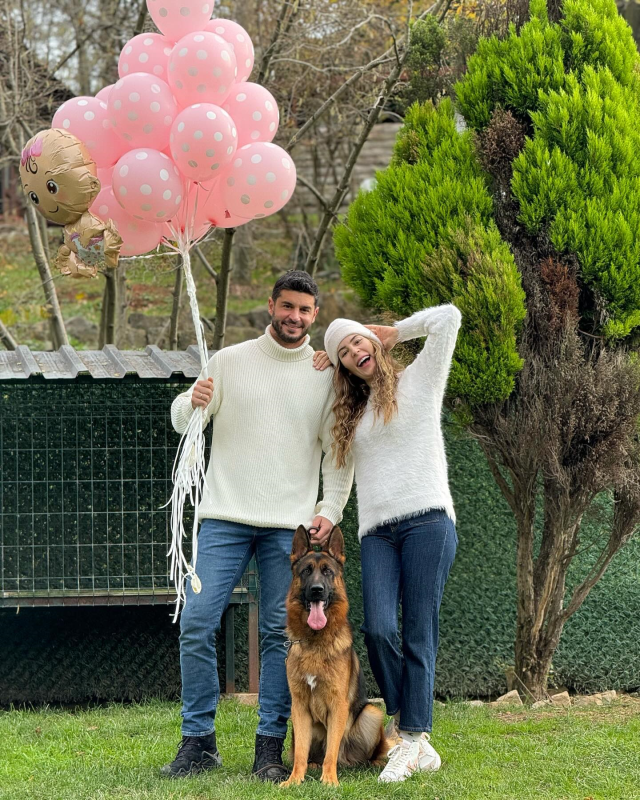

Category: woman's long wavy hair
[331, 340, 403, 468]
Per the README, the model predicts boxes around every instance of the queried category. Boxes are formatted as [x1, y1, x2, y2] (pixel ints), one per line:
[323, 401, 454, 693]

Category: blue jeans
[179, 518, 294, 738]
[360, 510, 457, 732]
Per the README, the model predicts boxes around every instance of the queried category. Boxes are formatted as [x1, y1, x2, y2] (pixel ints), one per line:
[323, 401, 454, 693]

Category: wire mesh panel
[0, 378, 257, 606]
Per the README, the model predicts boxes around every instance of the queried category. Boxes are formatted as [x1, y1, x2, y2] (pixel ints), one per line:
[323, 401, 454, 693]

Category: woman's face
[338, 333, 377, 382]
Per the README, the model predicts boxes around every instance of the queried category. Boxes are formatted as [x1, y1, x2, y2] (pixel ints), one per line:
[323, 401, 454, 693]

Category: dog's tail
[340, 703, 390, 766]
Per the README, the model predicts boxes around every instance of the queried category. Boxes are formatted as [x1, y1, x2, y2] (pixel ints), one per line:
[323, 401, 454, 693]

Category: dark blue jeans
[360, 510, 457, 733]
[179, 518, 294, 738]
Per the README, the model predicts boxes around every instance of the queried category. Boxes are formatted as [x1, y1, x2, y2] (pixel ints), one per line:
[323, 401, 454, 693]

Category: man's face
[268, 290, 318, 346]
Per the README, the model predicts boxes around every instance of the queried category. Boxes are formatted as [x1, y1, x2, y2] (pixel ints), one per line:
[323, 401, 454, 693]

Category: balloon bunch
[19, 1, 299, 617]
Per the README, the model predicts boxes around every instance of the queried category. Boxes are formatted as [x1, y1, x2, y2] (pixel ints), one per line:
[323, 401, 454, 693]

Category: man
[162, 270, 353, 782]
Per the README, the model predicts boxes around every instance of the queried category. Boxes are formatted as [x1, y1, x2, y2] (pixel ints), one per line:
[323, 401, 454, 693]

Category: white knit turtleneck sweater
[352, 305, 462, 540]
[171, 327, 353, 529]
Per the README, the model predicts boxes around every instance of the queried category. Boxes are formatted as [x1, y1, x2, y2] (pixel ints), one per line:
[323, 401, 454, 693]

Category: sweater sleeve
[170, 352, 223, 435]
[314, 396, 354, 525]
[394, 304, 462, 400]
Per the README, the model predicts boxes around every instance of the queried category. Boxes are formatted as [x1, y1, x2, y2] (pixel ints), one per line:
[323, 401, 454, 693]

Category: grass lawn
[1, 697, 639, 800]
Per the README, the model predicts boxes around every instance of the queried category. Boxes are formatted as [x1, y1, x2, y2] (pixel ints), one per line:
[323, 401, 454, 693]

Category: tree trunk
[25, 204, 68, 349]
[232, 224, 255, 285]
[99, 270, 117, 347]
[213, 228, 235, 350]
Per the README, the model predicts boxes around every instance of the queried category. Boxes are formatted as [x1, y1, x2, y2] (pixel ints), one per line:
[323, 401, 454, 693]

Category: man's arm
[170, 354, 223, 435]
[310, 397, 354, 545]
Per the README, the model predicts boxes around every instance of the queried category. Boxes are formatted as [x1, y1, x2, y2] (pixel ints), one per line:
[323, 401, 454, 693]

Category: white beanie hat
[324, 318, 381, 366]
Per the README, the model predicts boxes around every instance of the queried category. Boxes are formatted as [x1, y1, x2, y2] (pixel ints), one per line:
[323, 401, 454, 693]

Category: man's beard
[271, 316, 309, 344]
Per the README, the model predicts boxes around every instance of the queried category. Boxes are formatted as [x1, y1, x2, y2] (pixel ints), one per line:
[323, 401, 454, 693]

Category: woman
[315, 304, 461, 783]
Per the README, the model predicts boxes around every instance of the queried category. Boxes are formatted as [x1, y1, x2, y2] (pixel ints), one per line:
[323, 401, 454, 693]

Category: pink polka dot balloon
[167, 32, 236, 108]
[95, 85, 113, 103]
[112, 148, 184, 222]
[163, 181, 212, 241]
[108, 74, 178, 150]
[221, 143, 296, 220]
[52, 96, 126, 168]
[205, 19, 254, 83]
[91, 186, 163, 256]
[169, 104, 237, 182]
[201, 179, 250, 228]
[97, 166, 113, 188]
[118, 33, 174, 82]
[147, 0, 214, 42]
[222, 83, 279, 148]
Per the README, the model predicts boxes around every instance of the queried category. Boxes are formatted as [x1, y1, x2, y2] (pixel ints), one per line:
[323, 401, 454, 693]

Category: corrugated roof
[0, 345, 208, 380]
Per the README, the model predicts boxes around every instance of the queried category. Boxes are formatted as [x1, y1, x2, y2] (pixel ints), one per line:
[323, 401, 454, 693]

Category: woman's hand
[313, 350, 332, 371]
[191, 377, 214, 409]
[365, 324, 399, 351]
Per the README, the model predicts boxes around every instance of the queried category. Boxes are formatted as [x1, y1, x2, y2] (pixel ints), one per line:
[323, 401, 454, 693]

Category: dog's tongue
[307, 601, 327, 630]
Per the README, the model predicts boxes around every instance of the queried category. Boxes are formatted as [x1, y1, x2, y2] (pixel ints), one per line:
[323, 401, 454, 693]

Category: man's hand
[313, 350, 332, 371]
[309, 516, 333, 546]
[191, 377, 214, 410]
[365, 324, 399, 352]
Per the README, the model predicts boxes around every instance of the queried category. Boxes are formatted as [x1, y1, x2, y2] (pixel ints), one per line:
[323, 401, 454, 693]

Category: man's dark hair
[271, 270, 319, 306]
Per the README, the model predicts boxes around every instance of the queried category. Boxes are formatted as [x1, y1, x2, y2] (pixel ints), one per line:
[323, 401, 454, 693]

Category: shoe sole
[378, 754, 441, 783]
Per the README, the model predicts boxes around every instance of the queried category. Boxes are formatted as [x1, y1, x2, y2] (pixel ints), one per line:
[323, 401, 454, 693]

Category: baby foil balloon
[19, 129, 122, 278]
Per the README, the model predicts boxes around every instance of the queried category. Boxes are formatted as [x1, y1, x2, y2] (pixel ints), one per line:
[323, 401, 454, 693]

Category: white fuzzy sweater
[171, 328, 353, 529]
[353, 305, 462, 540]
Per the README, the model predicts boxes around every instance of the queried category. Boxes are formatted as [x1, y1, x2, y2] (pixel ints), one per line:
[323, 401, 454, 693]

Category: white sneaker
[378, 733, 441, 783]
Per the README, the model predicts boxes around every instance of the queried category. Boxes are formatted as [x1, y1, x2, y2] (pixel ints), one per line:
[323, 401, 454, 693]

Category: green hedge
[2, 425, 640, 705]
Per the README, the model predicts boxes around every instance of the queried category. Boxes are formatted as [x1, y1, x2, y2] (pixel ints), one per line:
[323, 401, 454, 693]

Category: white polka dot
[202, 3, 210, 12]
[251, 154, 262, 164]
[169, 62, 176, 72]
[160, 169, 169, 181]
[150, 102, 161, 112]
[140, 184, 152, 195]
[221, 50, 230, 62]
[264, 200, 274, 209]
[197, 84, 207, 93]
[232, 127, 237, 137]
[206, 111, 217, 120]
[100, 102, 107, 110]
[234, 158, 242, 168]
[237, 34, 245, 42]
[102, 119, 111, 129]
[179, 48, 188, 57]
[119, 186, 127, 196]
[153, 65, 163, 75]
[211, 163, 219, 170]
[62, 119, 70, 129]
[188, 68, 198, 77]
[143, 124, 153, 133]
[282, 158, 291, 169]
[240, 194, 250, 204]
[265, 100, 273, 111]
[265, 172, 276, 183]
[177, 122, 185, 132]
[122, 133, 132, 141]
[194, 35, 205, 42]
[250, 130, 260, 140]
[212, 67, 222, 77]
[144, 38, 154, 46]
[196, 50, 207, 60]
[215, 26, 225, 34]
[163, 190, 172, 200]
[281, 189, 289, 200]
[122, 64, 130, 74]
[218, 85, 226, 94]
[247, 174, 256, 185]
[175, 194, 182, 204]
[227, 177, 235, 186]
[77, 99, 88, 106]
[252, 111, 262, 121]
[136, 152, 148, 160]
[138, 53, 149, 63]
[226, 145, 234, 154]
[128, 111, 138, 121]
[180, 6, 190, 16]
[164, 47, 172, 56]
[188, 160, 198, 168]
[129, 92, 140, 102]
[214, 132, 223, 141]
[151, 84, 161, 94]
[141, 203, 152, 211]
[194, 130, 203, 139]
[164, 116, 172, 125]
[181, 143, 190, 152]
[236, 93, 247, 102]
[245, 58, 251, 68]
[156, 210, 166, 218]
[99, 204, 109, 215]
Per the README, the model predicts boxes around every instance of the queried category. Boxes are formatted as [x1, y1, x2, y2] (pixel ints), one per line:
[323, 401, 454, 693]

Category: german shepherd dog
[280, 525, 389, 787]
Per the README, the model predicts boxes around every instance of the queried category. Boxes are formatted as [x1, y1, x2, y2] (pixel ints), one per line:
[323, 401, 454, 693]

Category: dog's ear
[324, 526, 346, 564]
[291, 525, 311, 563]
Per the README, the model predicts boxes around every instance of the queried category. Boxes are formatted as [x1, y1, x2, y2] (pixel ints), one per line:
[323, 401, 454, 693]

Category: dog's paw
[307, 762, 322, 770]
[280, 775, 304, 788]
[320, 772, 340, 786]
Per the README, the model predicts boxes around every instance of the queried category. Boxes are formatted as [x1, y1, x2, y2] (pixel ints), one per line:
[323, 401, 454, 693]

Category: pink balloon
[119, 33, 174, 83]
[52, 96, 126, 168]
[108, 73, 178, 150]
[200, 177, 251, 228]
[205, 19, 254, 82]
[169, 104, 237, 182]
[112, 148, 184, 222]
[91, 186, 163, 256]
[221, 143, 296, 220]
[147, 0, 214, 42]
[167, 32, 236, 108]
[162, 181, 212, 242]
[97, 166, 113, 188]
[222, 83, 279, 148]
[95, 85, 113, 103]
